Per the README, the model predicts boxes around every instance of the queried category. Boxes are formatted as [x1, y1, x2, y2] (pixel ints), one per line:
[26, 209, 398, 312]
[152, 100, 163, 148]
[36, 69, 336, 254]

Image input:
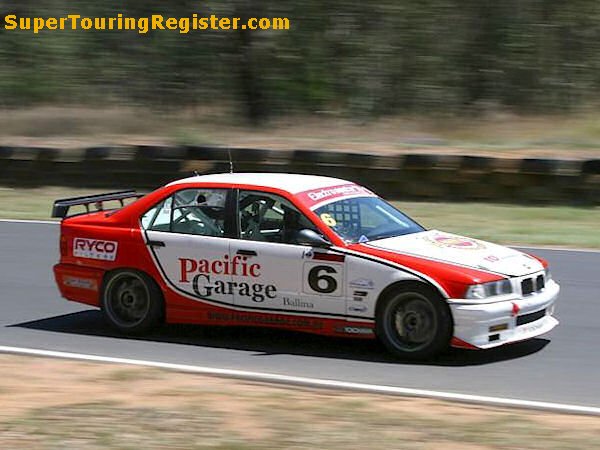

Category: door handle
[236, 249, 257, 256]
[147, 240, 166, 247]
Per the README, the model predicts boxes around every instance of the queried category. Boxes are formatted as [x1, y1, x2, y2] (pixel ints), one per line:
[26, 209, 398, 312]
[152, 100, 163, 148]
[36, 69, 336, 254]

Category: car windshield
[314, 196, 425, 244]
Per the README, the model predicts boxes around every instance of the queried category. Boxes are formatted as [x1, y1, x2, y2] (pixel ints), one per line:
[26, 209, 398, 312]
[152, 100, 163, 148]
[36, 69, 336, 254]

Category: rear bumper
[53, 263, 104, 307]
[449, 280, 560, 349]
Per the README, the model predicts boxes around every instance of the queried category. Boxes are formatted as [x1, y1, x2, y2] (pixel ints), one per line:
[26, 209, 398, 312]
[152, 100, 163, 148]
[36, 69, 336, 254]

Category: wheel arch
[101, 267, 166, 320]
[375, 280, 452, 325]
[374, 279, 455, 359]
[101, 266, 158, 286]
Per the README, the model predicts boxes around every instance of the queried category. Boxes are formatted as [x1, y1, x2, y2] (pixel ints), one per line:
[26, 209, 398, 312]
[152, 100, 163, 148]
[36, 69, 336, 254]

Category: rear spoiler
[52, 190, 144, 219]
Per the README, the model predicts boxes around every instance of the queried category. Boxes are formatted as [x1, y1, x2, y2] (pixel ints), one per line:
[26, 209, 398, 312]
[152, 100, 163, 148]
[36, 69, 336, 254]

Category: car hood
[363, 230, 544, 277]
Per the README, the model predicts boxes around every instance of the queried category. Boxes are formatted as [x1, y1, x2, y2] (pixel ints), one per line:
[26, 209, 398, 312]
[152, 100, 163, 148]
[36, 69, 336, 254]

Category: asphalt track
[1, 222, 599, 410]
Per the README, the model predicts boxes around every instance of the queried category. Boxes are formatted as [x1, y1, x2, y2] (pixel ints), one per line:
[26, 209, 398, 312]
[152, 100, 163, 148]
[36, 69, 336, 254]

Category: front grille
[516, 308, 546, 326]
[536, 274, 545, 291]
[521, 278, 534, 295]
[521, 274, 545, 296]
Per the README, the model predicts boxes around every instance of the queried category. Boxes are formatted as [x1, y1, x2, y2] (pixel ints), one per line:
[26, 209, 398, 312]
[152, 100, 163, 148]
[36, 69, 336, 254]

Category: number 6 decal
[304, 263, 343, 296]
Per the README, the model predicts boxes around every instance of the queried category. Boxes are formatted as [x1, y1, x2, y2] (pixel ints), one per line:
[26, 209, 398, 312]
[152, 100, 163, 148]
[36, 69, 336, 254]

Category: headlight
[465, 279, 513, 299]
[544, 267, 552, 282]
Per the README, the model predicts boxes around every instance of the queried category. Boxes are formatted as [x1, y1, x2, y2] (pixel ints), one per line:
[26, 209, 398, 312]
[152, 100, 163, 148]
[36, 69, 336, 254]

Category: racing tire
[375, 284, 452, 360]
[101, 269, 164, 335]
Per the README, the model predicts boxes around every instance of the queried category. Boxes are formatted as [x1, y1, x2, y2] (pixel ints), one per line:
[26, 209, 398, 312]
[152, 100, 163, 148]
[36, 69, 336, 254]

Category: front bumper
[449, 279, 560, 349]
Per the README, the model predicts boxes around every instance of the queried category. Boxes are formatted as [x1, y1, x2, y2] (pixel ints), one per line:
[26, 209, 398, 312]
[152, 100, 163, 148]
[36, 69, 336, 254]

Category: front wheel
[101, 270, 164, 335]
[376, 285, 452, 360]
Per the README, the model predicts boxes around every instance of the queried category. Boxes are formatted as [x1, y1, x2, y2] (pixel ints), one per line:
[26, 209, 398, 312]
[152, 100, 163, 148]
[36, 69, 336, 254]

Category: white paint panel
[230, 241, 347, 316]
[344, 252, 421, 318]
[367, 230, 545, 277]
[169, 173, 348, 195]
[145, 231, 234, 305]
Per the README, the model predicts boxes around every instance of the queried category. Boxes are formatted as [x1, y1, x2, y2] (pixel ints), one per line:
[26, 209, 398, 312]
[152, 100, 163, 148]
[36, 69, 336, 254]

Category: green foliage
[2, 0, 600, 121]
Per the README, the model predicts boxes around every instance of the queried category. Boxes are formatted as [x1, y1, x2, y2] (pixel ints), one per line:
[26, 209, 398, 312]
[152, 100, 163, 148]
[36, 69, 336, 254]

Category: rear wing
[52, 190, 144, 219]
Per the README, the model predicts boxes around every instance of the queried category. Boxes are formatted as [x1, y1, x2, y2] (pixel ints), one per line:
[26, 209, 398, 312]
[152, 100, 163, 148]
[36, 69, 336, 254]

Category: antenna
[227, 147, 234, 173]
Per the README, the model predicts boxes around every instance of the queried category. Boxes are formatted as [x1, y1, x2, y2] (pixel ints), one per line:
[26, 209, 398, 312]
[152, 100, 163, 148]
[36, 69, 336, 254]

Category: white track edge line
[1, 219, 598, 253]
[1, 345, 599, 416]
[513, 245, 600, 253]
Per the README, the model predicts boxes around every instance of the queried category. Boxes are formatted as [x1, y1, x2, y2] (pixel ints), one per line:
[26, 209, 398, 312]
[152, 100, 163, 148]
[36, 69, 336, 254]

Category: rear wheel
[376, 285, 452, 360]
[101, 270, 163, 335]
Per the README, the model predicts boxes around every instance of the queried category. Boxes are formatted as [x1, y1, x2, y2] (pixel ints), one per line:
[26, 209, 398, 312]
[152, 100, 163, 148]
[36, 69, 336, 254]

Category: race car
[52, 173, 559, 359]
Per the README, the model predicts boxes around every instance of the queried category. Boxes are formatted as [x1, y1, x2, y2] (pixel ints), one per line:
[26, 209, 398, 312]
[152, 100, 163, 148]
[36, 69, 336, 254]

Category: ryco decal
[73, 238, 118, 261]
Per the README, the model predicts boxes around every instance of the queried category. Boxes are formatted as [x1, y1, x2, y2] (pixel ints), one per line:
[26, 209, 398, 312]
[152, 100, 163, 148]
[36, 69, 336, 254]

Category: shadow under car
[10, 309, 550, 366]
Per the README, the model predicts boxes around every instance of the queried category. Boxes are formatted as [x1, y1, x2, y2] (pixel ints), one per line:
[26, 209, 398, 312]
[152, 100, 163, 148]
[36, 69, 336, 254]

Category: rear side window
[141, 189, 227, 237]
[141, 197, 172, 230]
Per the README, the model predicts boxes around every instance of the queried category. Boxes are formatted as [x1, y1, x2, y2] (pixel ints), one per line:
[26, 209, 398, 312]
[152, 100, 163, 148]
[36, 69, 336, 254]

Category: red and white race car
[53, 173, 559, 359]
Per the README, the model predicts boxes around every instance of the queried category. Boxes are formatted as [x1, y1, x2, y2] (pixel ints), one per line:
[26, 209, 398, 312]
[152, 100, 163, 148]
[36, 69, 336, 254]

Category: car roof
[168, 172, 352, 195]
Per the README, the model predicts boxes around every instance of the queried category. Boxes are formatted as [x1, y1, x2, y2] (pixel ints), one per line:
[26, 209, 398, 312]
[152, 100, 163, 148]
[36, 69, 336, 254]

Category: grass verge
[2, 107, 600, 158]
[393, 201, 600, 249]
[1, 186, 598, 248]
[0, 354, 599, 449]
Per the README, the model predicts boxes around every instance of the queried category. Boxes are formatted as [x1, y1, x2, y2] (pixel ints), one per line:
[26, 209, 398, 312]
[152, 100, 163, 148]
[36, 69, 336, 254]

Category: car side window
[238, 190, 318, 244]
[141, 197, 171, 231]
[142, 189, 227, 237]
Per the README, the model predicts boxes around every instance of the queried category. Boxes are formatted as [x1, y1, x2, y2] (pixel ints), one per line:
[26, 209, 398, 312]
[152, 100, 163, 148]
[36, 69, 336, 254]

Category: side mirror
[296, 229, 331, 248]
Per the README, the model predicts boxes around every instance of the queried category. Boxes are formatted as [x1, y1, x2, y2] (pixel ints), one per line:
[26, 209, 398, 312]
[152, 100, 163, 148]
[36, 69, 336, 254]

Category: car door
[142, 187, 235, 306]
[231, 189, 346, 316]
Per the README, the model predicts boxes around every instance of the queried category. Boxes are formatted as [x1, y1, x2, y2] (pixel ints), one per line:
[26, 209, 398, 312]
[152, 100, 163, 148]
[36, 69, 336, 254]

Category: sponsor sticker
[352, 291, 368, 302]
[335, 326, 374, 335]
[349, 278, 375, 289]
[518, 319, 545, 334]
[303, 263, 343, 296]
[63, 276, 97, 291]
[349, 304, 368, 313]
[296, 183, 376, 208]
[320, 213, 337, 227]
[179, 256, 277, 303]
[73, 238, 118, 261]
[283, 297, 314, 309]
[424, 233, 485, 250]
[207, 311, 324, 330]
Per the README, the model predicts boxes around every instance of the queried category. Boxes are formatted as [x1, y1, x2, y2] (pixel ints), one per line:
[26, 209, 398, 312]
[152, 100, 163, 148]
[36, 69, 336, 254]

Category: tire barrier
[0, 145, 598, 205]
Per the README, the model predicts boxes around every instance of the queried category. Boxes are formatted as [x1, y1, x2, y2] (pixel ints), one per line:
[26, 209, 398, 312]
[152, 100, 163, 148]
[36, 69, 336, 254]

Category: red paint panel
[524, 252, 549, 268]
[450, 336, 479, 349]
[348, 243, 503, 298]
[313, 253, 345, 262]
[166, 298, 375, 339]
[53, 263, 104, 307]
